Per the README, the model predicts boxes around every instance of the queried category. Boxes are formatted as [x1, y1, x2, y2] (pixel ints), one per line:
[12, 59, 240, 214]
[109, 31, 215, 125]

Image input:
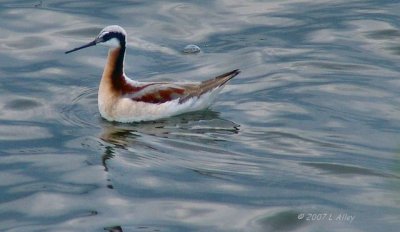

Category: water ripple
[60, 87, 99, 128]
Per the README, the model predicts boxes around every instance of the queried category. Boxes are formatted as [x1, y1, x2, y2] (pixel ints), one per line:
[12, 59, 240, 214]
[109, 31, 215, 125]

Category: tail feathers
[201, 69, 240, 89]
[179, 69, 240, 103]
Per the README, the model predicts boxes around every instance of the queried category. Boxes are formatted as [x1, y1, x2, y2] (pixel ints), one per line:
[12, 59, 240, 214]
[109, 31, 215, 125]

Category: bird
[65, 25, 240, 123]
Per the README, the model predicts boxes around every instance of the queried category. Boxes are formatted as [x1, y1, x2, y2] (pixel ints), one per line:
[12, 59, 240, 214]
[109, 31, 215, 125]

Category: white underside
[98, 86, 225, 123]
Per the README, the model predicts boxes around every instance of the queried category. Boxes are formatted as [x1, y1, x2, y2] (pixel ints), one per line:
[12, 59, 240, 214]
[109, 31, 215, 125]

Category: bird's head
[65, 25, 127, 54]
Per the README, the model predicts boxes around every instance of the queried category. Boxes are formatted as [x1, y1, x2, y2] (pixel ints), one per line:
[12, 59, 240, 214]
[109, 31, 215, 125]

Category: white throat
[101, 38, 121, 48]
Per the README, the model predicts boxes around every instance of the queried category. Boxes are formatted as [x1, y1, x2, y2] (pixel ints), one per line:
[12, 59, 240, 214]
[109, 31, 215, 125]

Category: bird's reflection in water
[99, 110, 240, 172]
[104, 225, 123, 232]
[99, 110, 240, 232]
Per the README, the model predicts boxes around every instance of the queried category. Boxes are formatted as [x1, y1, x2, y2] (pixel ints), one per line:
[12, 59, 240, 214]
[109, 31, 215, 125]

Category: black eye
[102, 32, 113, 41]
[98, 31, 126, 46]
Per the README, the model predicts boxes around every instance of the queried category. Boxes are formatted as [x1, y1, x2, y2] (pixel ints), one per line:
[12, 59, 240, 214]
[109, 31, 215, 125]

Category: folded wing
[124, 69, 240, 104]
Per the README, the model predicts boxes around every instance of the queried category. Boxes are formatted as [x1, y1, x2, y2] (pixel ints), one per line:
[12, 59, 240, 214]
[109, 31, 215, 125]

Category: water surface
[0, 0, 400, 231]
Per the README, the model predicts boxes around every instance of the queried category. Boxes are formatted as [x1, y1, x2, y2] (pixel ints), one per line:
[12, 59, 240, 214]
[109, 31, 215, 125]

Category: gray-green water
[1, 0, 400, 231]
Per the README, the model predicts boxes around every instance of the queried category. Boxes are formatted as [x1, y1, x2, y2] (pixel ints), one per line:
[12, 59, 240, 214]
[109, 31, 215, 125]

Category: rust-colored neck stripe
[110, 46, 126, 92]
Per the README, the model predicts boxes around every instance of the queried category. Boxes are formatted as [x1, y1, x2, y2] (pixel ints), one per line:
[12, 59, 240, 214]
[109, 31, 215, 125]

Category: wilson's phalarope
[65, 25, 240, 122]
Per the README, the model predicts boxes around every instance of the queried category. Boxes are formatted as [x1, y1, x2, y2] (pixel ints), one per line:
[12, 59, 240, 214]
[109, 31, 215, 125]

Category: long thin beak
[65, 40, 97, 54]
